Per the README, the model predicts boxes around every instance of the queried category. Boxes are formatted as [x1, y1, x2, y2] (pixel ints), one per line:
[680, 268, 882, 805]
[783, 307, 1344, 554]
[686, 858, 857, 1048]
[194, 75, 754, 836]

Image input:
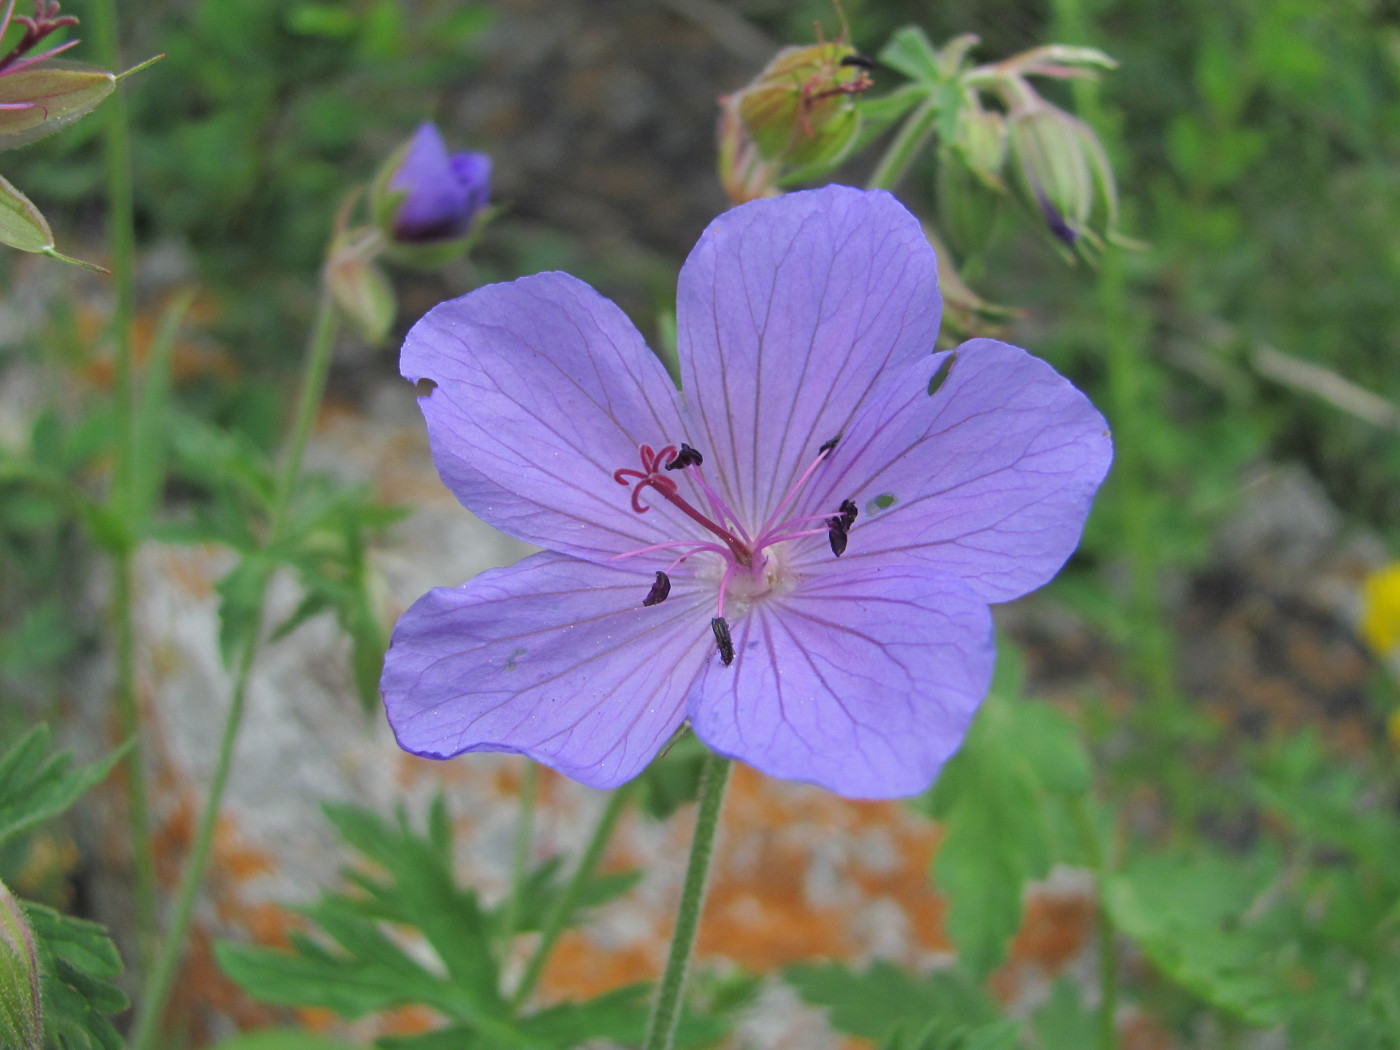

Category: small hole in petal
[927, 352, 957, 397]
[415, 377, 438, 398]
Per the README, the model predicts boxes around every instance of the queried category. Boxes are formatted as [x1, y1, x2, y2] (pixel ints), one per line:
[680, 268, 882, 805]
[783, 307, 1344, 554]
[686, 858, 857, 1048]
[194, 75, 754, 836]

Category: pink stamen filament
[612, 440, 854, 619]
[756, 525, 831, 547]
[613, 445, 753, 566]
[757, 445, 833, 541]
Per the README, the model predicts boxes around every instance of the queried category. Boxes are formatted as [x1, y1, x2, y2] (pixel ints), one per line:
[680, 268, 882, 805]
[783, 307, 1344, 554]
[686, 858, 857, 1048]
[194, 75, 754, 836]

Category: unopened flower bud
[371, 122, 491, 264]
[724, 41, 871, 179]
[1008, 103, 1114, 249]
[717, 92, 781, 204]
[0, 880, 42, 1050]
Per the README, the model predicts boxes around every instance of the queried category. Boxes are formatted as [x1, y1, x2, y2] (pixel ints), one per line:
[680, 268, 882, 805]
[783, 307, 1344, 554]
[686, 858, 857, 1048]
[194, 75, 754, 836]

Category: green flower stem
[500, 759, 538, 953]
[511, 779, 633, 1010]
[130, 288, 341, 1050]
[642, 752, 731, 1050]
[1072, 796, 1118, 1050]
[270, 291, 340, 533]
[1097, 250, 1174, 710]
[90, 0, 156, 964]
[129, 633, 258, 1050]
[866, 95, 941, 193]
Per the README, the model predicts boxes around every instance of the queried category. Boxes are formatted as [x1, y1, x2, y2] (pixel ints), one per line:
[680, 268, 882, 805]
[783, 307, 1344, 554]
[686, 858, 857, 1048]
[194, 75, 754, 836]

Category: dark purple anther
[664, 443, 704, 470]
[710, 616, 734, 666]
[642, 570, 672, 607]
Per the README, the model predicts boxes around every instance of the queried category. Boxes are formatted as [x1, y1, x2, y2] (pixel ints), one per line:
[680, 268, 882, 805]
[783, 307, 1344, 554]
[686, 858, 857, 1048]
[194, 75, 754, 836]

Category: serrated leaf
[320, 802, 500, 1000]
[0, 726, 129, 850]
[218, 800, 520, 1042]
[786, 961, 998, 1042]
[25, 903, 127, 1050]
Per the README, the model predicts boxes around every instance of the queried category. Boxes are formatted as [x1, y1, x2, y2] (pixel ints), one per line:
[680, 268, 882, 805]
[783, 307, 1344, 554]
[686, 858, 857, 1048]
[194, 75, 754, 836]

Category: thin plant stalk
[642, 753, 731, 1050]
[90, 0, 156, 963]
[129, 290, 341, 1050]
[866, 96, 940, 193]
[1073, 795, 1118, 1050]
[511, 779, 633, 1010]
[500, 759, 538, 954]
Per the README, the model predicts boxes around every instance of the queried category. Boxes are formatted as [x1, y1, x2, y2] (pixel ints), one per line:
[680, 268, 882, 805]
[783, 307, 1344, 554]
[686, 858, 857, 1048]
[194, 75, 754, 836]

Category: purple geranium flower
[382, 185, 1111, 799]
[386, 122, 491, 243]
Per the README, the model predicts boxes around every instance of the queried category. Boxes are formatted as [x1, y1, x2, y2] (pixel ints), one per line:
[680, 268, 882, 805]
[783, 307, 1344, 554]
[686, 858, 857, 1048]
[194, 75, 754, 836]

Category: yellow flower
[1361, 562, 1400, 656]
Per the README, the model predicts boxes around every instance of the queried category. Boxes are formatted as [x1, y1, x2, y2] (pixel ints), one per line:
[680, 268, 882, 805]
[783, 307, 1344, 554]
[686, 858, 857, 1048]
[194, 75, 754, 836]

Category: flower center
[610, 439, 858, 663]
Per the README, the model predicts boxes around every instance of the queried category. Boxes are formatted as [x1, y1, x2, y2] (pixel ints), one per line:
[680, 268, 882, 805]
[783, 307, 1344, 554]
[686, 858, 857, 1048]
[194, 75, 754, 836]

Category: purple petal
[402, 271, 703, 562]
[801, 338, 1112, 603]
[676, 186, 942, 531]
[390, 122, 469, 240]
[449, 150, 492, 217]
[382, 551, 714, 788]
[687, 564, 994, 798]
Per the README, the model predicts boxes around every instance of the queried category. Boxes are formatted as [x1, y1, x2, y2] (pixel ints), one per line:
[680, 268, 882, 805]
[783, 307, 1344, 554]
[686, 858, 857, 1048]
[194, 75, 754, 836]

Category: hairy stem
[642, 753, 731, 1050]
[866, 95, 940, 193]
[500, 760, 538, 953]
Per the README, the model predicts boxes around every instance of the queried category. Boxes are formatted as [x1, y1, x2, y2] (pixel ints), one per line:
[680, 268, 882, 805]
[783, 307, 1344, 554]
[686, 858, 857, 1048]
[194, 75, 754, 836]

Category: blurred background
[1, 0, 1398, 1047]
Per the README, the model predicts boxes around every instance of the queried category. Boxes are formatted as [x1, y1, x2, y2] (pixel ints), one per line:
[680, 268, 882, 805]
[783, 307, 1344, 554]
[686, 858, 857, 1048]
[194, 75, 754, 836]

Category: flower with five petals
[381, 185, 1111, 798]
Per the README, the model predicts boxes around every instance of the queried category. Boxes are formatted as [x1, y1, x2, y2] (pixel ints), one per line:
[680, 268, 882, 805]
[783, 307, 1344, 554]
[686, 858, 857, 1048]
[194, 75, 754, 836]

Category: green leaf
[921, 689, 1091, 978]
[500, 858, 641, 938]
[0, 726, 129, 851]
[126, 292, 195, 534]
[25, 903, 128, 1050]
[1029, 979, 1097, 1050]
[879, 26, 944, 83]
[217, 799, 519, 1042]
[634, 730, 708, 821]
[0, 173, 53, 253]
[785, 961, 999, 1042]
[320, 802, 500, 1001]
[882, 1017, 1021, 1050]
[210, 1031, 360, 1050]
[215, 555, 272, 667]
[1105, 852, 1288, 1025]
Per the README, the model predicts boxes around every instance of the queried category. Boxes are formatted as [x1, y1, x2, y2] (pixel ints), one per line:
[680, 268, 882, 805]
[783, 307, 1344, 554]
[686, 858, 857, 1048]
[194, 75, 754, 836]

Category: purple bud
[384, 122, 491, 244]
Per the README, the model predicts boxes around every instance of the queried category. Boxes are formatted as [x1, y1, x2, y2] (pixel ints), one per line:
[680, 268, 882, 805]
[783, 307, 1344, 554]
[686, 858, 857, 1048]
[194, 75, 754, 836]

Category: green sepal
[0, 63, 116, 151]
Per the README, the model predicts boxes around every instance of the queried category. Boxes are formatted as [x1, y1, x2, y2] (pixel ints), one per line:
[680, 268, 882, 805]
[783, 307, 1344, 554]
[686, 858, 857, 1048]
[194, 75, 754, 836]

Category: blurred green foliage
[1, 0, 1398, 1047]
